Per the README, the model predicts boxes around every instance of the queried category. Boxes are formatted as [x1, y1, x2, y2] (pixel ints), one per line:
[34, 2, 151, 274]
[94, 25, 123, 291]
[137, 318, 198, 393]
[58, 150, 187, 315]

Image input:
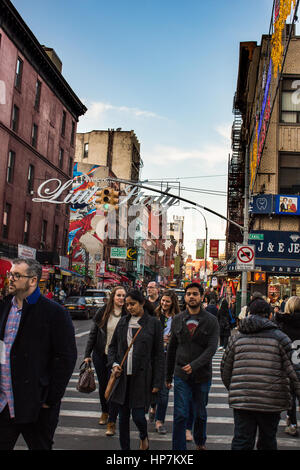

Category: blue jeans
[155, 383, 170, 423]
[173, 376, 211, 450]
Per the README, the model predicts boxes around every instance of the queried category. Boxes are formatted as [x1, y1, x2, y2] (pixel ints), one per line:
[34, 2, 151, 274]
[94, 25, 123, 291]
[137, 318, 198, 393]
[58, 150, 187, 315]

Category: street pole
[183, 207, 208, 279]
[241, 145, 250, 308]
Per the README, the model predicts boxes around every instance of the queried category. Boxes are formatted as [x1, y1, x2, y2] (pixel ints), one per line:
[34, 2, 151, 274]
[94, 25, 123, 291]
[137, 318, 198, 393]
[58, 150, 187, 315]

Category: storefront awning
[60, 268, 84, 278]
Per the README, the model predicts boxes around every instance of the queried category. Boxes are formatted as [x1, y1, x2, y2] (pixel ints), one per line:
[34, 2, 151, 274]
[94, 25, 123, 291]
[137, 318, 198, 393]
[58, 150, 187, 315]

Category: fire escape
[226, 94, 245, 260]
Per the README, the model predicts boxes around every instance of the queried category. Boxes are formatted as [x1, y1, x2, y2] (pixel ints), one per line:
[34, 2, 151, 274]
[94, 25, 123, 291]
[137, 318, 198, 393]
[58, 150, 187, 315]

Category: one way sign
[236, 244, 255, 271]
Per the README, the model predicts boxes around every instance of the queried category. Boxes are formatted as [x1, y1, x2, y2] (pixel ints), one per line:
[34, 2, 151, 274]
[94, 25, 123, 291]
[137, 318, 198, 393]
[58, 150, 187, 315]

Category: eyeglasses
[6, 272, 34, 281]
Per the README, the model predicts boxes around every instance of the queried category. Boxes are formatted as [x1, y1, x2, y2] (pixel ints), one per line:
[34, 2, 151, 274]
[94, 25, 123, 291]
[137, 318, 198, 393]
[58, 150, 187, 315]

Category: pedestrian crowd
[0, 258, 299, 451]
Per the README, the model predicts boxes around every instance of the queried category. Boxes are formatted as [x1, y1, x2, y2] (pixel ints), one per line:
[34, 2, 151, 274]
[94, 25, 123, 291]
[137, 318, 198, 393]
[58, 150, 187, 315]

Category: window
[83, 142, 88, 158]
[68, 157, 73, 176]
[41, 219, 47, 245]
[34, 80, 41, 110]
[7, 151, 15, 183]
[279, 153, 300, 194]
[23, 212, 31, 245]
[58, 148, 64, 169]
[15, 57, 23, 90]
[281, 78, 300, 123]
[61, 110, 66, 137]
[31, 123, 38, 148]
[71, 121, 75, 146]
[53, 224, 59, 250]
[11, 105, 19, 132]
[27, 164, 35, 194]
[2, 203, 11, 239]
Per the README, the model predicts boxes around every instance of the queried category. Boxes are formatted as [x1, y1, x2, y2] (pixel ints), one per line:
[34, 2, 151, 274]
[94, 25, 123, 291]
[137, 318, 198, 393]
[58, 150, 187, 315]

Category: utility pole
[241, 146, 250, 308]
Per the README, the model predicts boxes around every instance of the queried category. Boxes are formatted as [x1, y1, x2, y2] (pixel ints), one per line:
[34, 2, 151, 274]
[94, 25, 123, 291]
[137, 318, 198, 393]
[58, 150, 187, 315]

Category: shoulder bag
[104, 326, 142, 401]
[77, 360, 96, 394]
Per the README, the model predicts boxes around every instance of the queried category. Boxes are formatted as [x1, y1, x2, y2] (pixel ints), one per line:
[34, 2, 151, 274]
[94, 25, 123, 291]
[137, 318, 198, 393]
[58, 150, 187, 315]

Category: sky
[12, 0, 277, 259]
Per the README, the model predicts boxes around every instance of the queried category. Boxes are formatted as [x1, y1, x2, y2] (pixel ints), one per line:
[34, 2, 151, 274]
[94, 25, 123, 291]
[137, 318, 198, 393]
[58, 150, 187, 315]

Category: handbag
[104, 326, 142, 401]
[77, 361, 96, 394]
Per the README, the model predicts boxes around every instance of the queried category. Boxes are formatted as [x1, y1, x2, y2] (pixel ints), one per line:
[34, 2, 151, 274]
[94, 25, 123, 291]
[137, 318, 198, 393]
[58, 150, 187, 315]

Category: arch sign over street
[236, 244, 255, 271]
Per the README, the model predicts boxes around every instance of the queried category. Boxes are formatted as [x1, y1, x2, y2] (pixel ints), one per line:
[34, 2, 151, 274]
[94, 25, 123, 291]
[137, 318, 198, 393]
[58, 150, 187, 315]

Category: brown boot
[106, 422, 116, 436]
[98, 412, 109, 425]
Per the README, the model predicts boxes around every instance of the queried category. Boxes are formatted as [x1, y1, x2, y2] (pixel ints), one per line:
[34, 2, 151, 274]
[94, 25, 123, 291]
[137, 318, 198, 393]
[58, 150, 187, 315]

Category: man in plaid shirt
[0, 259, 77, 449]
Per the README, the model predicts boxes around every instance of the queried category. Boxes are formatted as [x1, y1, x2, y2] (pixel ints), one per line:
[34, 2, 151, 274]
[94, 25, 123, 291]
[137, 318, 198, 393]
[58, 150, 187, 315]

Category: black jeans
[118, 376, 148, 450]
[92, 351, 119, 423]
[232, 409, 281, 450]
[0, 403, 60, 450]
[287, 393, 297, 426]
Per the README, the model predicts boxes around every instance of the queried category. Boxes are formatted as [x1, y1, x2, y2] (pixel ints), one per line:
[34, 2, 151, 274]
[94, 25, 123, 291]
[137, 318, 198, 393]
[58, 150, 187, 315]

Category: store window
[268, 276, 300, 303]
[279, 153, 300, 194]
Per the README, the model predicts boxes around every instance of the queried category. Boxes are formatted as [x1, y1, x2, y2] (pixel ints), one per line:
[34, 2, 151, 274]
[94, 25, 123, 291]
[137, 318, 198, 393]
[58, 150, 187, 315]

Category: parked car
[83, 289, 111, 315]
[64, 296, 93, 320]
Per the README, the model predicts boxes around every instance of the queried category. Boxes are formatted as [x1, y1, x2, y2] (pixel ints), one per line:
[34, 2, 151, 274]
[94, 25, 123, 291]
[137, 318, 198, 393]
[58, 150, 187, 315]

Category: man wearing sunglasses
[0, 258, 77, 449]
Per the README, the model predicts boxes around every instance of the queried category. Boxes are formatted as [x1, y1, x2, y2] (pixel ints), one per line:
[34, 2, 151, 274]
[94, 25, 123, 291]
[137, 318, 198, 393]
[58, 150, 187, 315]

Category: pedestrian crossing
[50, 351, 300, 450]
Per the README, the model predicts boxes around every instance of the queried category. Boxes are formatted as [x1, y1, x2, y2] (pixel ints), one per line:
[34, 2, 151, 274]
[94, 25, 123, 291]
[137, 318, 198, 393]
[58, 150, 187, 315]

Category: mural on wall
[68, 163, 106, 264]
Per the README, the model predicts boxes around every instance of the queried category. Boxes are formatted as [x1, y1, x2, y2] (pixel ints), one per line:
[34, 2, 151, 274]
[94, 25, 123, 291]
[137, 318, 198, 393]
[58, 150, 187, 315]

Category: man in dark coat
[0, 258, 77, 450]
[166, 283, 219, 451]
[221, 298, 300, 450]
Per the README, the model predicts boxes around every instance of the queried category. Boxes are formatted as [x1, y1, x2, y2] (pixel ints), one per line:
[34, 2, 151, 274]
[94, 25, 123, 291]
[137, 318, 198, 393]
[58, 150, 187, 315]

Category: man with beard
[166, 283, 219, 450]
[0, 258, 77, 449]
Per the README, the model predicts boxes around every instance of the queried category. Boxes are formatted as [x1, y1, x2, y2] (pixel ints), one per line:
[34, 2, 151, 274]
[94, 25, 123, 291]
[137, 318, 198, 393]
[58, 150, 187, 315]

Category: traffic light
[95, 187, 119, 210]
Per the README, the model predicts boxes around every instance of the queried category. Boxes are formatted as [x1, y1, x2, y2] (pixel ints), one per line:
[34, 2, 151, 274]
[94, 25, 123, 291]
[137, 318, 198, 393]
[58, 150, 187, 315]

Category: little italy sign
[32, 177, 178, 214]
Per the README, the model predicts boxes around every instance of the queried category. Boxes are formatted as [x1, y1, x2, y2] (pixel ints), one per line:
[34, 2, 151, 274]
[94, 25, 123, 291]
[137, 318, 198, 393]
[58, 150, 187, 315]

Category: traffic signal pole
[106, 177, 245, 232]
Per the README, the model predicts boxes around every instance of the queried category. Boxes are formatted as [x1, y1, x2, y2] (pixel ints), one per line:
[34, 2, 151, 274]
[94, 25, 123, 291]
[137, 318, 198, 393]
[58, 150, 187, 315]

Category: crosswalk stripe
[53, 426, 300, 448]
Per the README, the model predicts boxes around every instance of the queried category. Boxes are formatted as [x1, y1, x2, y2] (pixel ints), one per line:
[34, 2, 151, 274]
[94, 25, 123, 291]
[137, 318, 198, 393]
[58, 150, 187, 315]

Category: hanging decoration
[271, 0, 296, 78]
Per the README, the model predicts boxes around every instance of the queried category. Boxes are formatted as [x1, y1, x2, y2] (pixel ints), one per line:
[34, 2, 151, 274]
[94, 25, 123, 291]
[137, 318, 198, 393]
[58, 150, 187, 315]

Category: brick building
[0, 0, 86, 284]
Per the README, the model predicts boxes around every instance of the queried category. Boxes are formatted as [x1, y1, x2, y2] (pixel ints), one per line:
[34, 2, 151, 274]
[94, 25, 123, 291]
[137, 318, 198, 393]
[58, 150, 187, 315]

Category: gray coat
[107, 311, 164, 409]
[221, 315, 300, 413]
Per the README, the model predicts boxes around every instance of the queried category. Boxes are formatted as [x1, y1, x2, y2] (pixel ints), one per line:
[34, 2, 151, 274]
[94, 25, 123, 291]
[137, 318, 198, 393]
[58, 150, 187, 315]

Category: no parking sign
[236, 244, 255, 271]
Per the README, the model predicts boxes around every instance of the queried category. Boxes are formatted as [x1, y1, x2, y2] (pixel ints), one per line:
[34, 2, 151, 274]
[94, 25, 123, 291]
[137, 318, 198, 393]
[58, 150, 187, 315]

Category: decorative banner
[196, 239, 205, 259]
[209, 239, 219, 259]
[174, 256, 181, 276]
[249, 0, 297, 192]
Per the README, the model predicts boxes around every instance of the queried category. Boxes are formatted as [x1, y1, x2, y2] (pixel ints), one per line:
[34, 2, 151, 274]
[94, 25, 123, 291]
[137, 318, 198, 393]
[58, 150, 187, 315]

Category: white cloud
[77, 100, 164, 132]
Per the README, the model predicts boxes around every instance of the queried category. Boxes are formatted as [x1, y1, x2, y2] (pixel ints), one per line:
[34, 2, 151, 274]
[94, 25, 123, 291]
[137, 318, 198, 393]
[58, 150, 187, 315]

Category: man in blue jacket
[0, 258, 77, 449]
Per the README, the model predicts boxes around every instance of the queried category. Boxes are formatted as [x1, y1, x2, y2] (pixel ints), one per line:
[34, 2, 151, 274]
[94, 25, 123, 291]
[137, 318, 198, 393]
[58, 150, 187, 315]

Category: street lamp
[183, 207, 208, 279]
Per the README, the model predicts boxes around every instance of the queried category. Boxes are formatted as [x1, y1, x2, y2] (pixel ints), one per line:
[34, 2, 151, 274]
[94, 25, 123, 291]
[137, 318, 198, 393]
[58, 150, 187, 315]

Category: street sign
[236, 244, 255, 271]
[127, 247, 137, 261]
[110, 247, 127, 259]
[249, 233, 264, 241]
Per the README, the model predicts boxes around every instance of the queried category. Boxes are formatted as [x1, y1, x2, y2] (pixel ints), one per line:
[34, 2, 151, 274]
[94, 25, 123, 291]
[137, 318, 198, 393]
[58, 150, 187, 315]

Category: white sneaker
[218, 346, 224, 351]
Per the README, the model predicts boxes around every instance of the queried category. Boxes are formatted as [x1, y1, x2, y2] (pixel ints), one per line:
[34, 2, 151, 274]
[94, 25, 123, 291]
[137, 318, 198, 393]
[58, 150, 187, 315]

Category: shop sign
[110, 247, 127, 259]
[18, 244, 36, 260]
[228, 263, 300, 274]
[248, 230, 300, 259]
[249, 195, 274, 214]
[275, 195, 300, 215]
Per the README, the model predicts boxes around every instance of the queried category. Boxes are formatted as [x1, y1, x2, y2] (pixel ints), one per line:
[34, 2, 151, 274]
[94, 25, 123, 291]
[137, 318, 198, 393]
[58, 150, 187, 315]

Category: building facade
[0, 0, 86, 288]
[227, 28, 300, 302]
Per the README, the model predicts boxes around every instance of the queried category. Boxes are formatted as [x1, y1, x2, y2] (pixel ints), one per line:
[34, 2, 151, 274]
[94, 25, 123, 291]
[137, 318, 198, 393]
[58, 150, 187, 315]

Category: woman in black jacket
[152, 290, 180, 435]
[84, 286, 126, 436]
[275, 295, 300, 436]
[217, 298, 231, 350]
[108, 289, 164, 450]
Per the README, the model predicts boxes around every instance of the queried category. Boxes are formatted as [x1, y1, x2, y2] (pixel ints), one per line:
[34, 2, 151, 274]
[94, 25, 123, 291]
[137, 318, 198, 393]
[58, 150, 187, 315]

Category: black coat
[217, 305, 231, 335]
[275, 310, 300, 342]
[0, 294, 77, 423]
[166, 308, 219, 384]
[84, 305, 127, 358]
[107, 311, 165, 409]
[221, 315, 300, 412]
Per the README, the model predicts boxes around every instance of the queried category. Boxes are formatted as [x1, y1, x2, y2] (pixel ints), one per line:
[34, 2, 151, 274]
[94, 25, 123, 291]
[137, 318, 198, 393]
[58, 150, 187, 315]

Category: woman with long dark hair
[108, 289, 164, 450]
[84, 286, 126, 436]
[153, 290, 180, 434]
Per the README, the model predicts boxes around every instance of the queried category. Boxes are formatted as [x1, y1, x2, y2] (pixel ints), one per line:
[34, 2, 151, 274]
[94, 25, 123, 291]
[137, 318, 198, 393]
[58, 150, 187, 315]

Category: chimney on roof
[42, 46, 62, 73]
